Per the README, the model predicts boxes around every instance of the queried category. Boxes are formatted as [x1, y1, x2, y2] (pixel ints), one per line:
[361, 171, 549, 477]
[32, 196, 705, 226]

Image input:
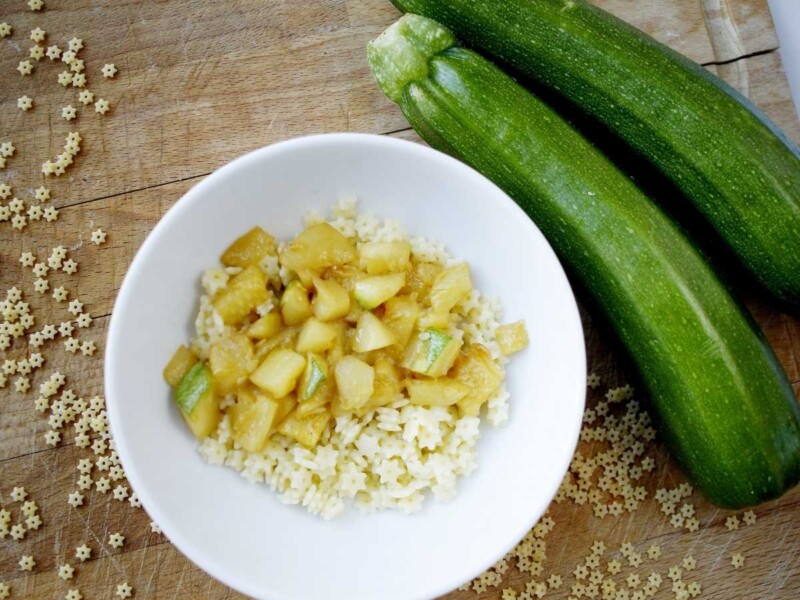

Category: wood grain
[1, 1, 799, 599]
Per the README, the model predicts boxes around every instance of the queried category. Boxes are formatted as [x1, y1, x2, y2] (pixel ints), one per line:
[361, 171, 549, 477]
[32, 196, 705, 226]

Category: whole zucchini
[367, 15, 800, 508]
[389, 0, 800, 308]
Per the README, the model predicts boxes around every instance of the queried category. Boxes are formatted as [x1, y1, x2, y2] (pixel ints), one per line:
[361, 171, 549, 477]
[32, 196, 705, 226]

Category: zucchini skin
[367, 16, 800, 508]
[390, 0, 800, 308]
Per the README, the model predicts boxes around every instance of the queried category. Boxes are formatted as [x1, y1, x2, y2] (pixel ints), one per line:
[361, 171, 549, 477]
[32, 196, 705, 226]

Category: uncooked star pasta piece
[75, 544, 91, 561]
[17, 95, 33, 111]
[68, 37, 83, 51]
[70, 59, 85, 74]
[62, 105, 78, 121]
[18, 554, 35, 571]
[58, 70, 74, 86]
[65, 589, 82, 600]
[28, 0, 44, 10]
[46, 44, 61, 60]
[80, 340, 96, 356]
[77, 89, 94, 105]
[0, 142, 14, 157]
[17, 60, 34, 75]
[67, 491, 84, 507]
[71, 72, 86, 87]
[58, 563, 76, 580]
[0, 22, 11, 37]
[76, 313, 92, 328]
[43, 206, 59, 221]
[115, 582, 133, 599]
[94, 98, 110, 114]
[0, 183, 11, 198]
[29, 45, 45, 60]
[107, 532, 125, 549]
[45, 429, 61, 445]
[102, 63, 118, 78]
[28, 205, 43, 221]
[90, 228, 107, 245]
[29, 27, 45, 42]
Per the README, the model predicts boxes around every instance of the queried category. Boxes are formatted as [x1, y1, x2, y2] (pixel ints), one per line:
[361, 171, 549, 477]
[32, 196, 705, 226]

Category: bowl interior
[106, 133, 585, 600]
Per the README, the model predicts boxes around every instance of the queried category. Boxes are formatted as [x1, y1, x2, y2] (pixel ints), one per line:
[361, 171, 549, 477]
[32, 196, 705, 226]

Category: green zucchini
[389, 0, 800, 308]
[367, 15, 800, 508]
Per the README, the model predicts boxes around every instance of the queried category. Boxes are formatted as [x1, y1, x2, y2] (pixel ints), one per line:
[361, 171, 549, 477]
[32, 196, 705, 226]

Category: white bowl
[105, 133, 585, 600]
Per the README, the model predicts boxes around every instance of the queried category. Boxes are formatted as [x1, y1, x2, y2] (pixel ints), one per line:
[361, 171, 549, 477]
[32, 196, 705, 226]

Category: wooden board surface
[0, 1, 798, 599]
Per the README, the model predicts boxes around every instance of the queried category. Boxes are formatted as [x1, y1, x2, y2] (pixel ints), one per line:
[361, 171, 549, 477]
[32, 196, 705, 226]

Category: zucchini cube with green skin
[300, 353, 328, 401]
[250, 348, 306, 398]
[352, 311, 397, 353]
[296, 318, 339, 353]
[406, 378, 470, 407]
[358, 241, 411, 274]
[353, 273, 405, 309]
[281, 280, 313, 326]
[312, 277, 350, 321]
[246, 312, 283, 340]
[334, 355, 375, 410]
[403, 328, 463, 377]
[174, 363, 221, 439]
[213, 265, 269, 326]
[229, 387, 280, 452]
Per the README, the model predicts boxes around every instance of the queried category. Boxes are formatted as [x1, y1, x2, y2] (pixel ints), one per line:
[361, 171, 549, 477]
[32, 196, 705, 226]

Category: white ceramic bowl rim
[105, 133, 586, 600]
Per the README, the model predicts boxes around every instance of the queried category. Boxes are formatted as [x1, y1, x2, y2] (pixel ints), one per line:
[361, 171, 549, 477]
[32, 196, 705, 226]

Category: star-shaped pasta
[64, 338, 80, 353]
[150, 521, 163, 534]
[115, 582, 133, 599]
[21, 500, 38, 516]
[90, 228, 107, 245]
[58, 70, 74, 86]
[45, 429, 61, 445]
[731, 552, 745, 569]
[11, 486, 28, 501]
[17, 60, 34, 75]
[28, 205, 44, 221]
[68, 299, 84, 315]
[0, 142, 14, 157]
[8, 197, 24, 212]
[46, 45, 62, 60]
[77, 89, 94, 105]
[12, 214, 28, 230]
[80, 340, 96, 356]
[68, 37, 83, 52]
[70, 59, 85, 74]
[34, 278, 50, 294]
[62, 258, 78, 274]
[95, 477, 111, 493]
[75, 544, 92, 561]
[62, 49, 77, 64]
[128, 493, 142, 508]
[71, 72, 87, 88]
[18, 554, 35, 571]
[58, 563, 75, 580]
[29, 27, 46, 42]
[65, 589, 83, 600]
[0, 22, 12, 37]
[34, 396, 49, 412]
[112, 484, 129, 501]
[29, 353, 44, 368]
[28, 0, 44, 11]
[94, 98, 110, 114]
[29, 45, 45, 60]
[43, 206, 60, 221]
[77, 474, 92, 490]
[67, 490, 84, 508]
[32, 262, 49, 277]
[0, 183, 11, 198]
[77, 313, 93, 328]
[25, 514, 42, 530]
[10, 524, 26, 540]
[17, 95, 33, 111]
[77, 458, 93, 474]
[108, 532, 125, 549]
[14, 376, 31, 393]
[62, 105, 78, 121]
[102, 63, 118, 78]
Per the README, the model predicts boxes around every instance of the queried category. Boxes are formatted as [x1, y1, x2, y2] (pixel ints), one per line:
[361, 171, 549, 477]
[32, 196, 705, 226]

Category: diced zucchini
[281, 280, 313, 326]
[334, 356, 375, 410]
[174, 363, 221, 439]
[406, 378, 470, 407]
[299, 353, 328, 401]
[213, 265, 269, 325]
[163, 345, 197, 387]
[250, 348, 306, 398]
[365, 358, 402, 409]
[424, 263, 472, 325]
[280, 223, 357, 274]
[452, 344, 503, 417]
[220, 226, 277, 268]
[359, 241, 411, 274]
[296, 318, 339, 353]
[312, 277, 351, 321]
[382, 295, 421, 349]
[352, 312, 397, 353]
[255, 326, 299, 360]
[278, 409, 331, 448]
[229, 387, 280, 452]
[353, 273, 405, 309]
[208, 333, 257, 393]
[246, 312, 283, 340]
[496, 320, 529, 356]
[273, 394, 298, 430]
[402, 261, 443, 301]
[403, 328, 463, 377]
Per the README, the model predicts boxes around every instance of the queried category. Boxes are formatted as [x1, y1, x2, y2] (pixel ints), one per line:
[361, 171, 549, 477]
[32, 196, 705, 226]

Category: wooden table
[1, 1, 798, 598]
